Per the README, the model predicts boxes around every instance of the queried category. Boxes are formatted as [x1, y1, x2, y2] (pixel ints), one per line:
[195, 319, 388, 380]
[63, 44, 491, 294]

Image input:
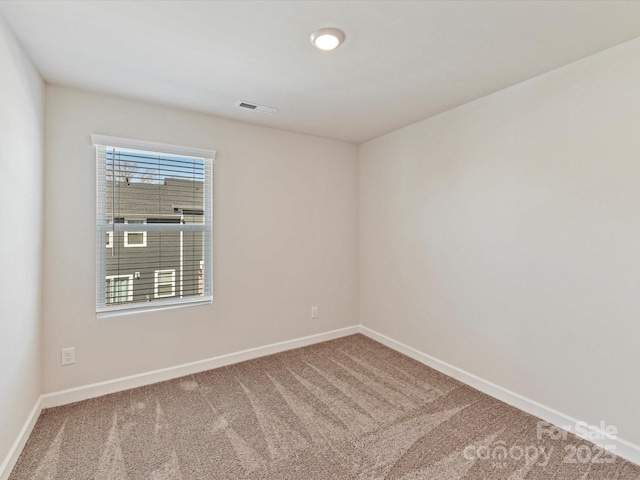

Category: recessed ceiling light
[310, 28, 345, 51]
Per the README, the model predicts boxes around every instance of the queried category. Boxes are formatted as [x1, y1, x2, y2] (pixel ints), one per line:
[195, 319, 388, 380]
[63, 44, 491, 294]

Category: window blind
[93, 135, 214, 316]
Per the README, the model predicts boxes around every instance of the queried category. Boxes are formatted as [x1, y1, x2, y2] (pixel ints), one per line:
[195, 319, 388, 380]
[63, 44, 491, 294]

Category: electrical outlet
[61, 347, 75, 366]
[311, 306, 319, 319]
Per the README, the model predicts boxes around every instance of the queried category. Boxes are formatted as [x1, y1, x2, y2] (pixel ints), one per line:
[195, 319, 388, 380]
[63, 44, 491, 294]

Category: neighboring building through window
[106, 219, 113, 248]
[154, 269, 176, 298]
[124, 219, 147, 247]
[106, 275, 133, 304]
[93, 135, 214, 316]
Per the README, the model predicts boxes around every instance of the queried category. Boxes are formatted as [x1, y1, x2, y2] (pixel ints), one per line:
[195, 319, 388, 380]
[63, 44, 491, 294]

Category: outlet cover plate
[61, 347, 75, 366]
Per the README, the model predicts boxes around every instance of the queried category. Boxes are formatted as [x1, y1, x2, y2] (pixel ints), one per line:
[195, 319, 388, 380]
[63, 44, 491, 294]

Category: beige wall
[0, 18, 44, 465]
[43, 86, 359, 393]
[359, 38, 640, 445]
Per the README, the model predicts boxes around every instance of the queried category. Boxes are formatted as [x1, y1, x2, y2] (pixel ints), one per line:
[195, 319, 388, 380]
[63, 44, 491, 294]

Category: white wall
[43, 86, 358, 393]
[0, 17, 44, 466]
[360, 38, 640, 446]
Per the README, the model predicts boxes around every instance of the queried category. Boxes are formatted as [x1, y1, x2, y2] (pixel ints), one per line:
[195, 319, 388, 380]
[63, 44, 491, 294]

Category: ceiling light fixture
[310, 28, 345, 51]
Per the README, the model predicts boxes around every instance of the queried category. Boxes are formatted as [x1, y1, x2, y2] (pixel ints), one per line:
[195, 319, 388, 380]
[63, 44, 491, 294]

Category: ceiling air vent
[235, 100, 278, 115]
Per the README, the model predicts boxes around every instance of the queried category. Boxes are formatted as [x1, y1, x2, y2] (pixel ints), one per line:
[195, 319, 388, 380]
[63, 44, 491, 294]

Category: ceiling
[2, 1, 640, 144]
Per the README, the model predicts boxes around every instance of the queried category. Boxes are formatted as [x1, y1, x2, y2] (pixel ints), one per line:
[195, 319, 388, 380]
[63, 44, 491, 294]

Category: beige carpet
[9, 334, 640, 479]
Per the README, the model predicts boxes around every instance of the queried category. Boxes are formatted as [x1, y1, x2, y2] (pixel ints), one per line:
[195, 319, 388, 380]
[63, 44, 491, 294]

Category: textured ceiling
[2, 1, 640, 143]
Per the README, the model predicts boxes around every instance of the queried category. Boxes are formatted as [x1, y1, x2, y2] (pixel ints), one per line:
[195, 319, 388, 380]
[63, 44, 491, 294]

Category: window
[106, 275, 133, 304]
[124, 219, 147, 247]
[93, 135, 214, 316]
[154, 269, 176, 298]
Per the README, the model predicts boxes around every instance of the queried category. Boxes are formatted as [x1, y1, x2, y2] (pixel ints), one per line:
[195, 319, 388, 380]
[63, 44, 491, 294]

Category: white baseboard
[0, 397, 43, 480]
[359, 326, 640, 467]
[4, 324, 638, 478]
[2, 326, 359, 479]
[41, 325, 360, 409]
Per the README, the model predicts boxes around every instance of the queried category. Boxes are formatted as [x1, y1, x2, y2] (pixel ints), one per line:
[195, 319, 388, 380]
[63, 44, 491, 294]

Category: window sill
[97, 297, 212, 319]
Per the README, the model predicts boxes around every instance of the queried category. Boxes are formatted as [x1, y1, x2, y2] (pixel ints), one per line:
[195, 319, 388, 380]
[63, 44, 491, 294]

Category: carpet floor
[9, 334, 640, 479]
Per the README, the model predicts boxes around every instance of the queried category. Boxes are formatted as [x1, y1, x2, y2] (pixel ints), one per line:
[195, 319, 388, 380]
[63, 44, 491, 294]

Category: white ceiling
[2, 1, 640, 144]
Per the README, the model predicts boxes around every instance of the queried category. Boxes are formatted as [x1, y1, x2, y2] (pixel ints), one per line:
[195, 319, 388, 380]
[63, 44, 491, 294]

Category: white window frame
[154, 269, 176, 298]
[105, 274, 133, 304]
[93, 134, 215, 318]
[124, 219, 147, 247]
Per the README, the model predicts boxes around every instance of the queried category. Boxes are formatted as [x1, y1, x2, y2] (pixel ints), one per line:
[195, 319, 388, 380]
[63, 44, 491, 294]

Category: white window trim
[91, 134, 215, 160]
[94, 135, 215, 318]
[106, 274, 134, 303]
[154, 269, 176, 298]
[124, 219, 147, 248]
